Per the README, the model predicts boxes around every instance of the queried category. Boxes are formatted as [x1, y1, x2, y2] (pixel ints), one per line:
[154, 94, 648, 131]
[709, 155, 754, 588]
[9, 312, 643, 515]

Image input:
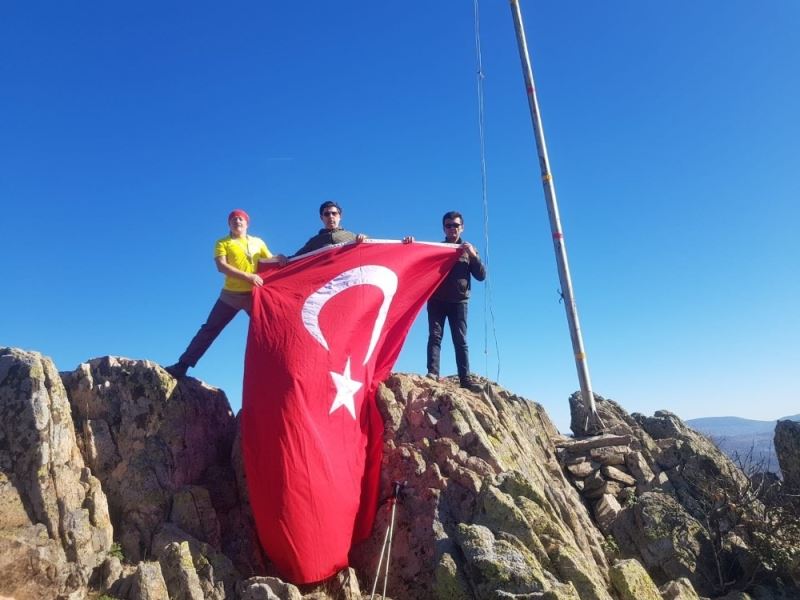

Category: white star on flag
[329, 357, 363, 419]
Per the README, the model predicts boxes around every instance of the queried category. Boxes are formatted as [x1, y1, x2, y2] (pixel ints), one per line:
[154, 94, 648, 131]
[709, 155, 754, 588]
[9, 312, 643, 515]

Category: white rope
[472, 0, 501, 383]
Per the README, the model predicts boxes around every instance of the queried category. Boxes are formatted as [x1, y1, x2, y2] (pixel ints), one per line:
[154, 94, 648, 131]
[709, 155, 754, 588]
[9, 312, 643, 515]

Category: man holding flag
[293, 200, 366, 256]
[165, 209, 285, 379]
[426, 211, 486, 391]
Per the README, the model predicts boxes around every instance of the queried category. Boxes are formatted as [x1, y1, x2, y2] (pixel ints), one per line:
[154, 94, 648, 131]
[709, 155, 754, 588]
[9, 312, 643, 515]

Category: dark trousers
[426, 299, 469, 381]
[178, 296, 250, 367]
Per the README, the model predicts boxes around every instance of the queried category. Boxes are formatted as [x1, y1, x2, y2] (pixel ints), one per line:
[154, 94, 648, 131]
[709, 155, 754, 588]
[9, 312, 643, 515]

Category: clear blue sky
[2, 2, 798, 432]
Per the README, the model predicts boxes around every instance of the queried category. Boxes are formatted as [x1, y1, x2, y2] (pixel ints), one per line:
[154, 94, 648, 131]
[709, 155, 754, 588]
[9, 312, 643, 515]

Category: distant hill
[687, 414, 800, 473]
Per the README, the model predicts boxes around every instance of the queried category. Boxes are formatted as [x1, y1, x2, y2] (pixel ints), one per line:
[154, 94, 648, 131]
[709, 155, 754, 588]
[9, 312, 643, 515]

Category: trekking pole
[370, 481, 404, 600]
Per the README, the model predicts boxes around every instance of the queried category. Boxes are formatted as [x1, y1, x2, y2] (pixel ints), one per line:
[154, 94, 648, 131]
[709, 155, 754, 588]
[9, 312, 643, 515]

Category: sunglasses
[323, 211, 340, 217]
[444, 222, 462, 229]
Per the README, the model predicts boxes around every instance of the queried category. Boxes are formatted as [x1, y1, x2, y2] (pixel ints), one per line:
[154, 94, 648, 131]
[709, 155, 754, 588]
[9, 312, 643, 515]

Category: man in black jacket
[294, 200, 366, 256]
[426, 211, 486, 390]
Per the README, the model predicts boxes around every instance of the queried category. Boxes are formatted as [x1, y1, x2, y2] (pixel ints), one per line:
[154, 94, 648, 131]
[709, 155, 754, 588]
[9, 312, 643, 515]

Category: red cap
[228, 209, 250, 223]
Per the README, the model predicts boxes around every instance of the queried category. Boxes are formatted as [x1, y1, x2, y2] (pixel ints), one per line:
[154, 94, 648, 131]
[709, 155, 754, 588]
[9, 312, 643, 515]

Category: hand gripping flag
[242, 240, 460, 584]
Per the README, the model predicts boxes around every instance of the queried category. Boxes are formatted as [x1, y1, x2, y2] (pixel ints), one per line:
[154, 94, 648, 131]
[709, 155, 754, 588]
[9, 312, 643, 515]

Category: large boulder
[128, 560, 170, 600]
[350, 375, 613, 600]
[775, 419, 800, 492]
[609, 558, 662, 600]
[159, 540, 205, 600]
[660, 577, 702, 600]
[61, 356, 240, 564]
[610, 491, 717, 593]
[634, 410, 751, 517]
[152, 522, 239, 600]
[0, 347, 113, 599]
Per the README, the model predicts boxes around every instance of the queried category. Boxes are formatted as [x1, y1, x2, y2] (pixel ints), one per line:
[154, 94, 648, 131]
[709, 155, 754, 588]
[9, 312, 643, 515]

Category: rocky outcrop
[2, 347, 798, 599]
[565, 392, 800, 598]
[62, 356, 266, 597]
[0, 347, 113, 599]
[560, 402, 721, 592]
[350, 374, 613, 600]
[775, 420, 800, 492]
[62, 358, 237, 561]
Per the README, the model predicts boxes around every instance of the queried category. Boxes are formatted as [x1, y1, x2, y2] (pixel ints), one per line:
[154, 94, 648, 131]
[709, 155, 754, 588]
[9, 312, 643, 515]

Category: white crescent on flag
[301, 265, 398, 365]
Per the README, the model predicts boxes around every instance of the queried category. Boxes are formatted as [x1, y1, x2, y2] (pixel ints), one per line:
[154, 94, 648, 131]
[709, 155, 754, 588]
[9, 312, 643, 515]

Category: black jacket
[293, 228, 357, 257]
[430, 238, 486, 303]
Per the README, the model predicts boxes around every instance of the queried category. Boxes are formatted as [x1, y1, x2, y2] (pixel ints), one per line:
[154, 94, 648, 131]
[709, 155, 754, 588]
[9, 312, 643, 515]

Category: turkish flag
[242, 240, 460, 584]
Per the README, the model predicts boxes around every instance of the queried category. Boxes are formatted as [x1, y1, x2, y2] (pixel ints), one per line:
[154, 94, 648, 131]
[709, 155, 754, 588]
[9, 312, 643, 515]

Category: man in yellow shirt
[165, 209, 282, 378]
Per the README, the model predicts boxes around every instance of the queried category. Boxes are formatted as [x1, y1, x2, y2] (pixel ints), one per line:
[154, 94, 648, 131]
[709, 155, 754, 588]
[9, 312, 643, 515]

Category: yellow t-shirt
[214, 235, 272, 292]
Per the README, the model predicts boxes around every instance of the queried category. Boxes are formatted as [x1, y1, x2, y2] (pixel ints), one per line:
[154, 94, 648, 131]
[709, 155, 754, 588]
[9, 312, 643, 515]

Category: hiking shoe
[425, 372, 440, 381]
[165, 362, 188, 379]
[459, 376, 482, 392]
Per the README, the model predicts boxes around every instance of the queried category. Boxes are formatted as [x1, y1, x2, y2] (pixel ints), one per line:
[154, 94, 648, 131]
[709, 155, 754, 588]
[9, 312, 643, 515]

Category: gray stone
[610, 492, 717, 595]
[775, 420, 800, 492]
[659, 577, 701, 600]
[589, 446, 630, 466]
[566, 461, 596, 478]
[562, 453, 589, 466]
[170, 485, 221, 549]
[543, 583, 582, 599]
[651, 442, 678, 471]
[601, 465, 636, 486]
[583, 470, 607, 492]
[624, 451, 656, 483]
[100, 555, 123, 591]
[332, 567, 363, 599]
[593, 494, 622, 534]
[152, 523, 238, 600]
[455, 523, 548, 597]
[609, 558, 661, 600]
[0, 348, 113, 600]
[569, 392, 643, 439]
[434, 552, 471, 600]
[557, 434, 632, 453]
[293, 567, 362, 600]
[129, 561, 170, 600]
[237, 576, 303, 600]
[159, 541, 204, 600]
[549, 544, 614, 600]
[584, 480, 623, 500]
[638, 411, 686, 440]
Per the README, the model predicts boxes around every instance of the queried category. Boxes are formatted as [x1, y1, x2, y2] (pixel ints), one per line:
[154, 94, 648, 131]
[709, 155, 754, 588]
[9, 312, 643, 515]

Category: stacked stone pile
[556, 433, 670, 534]
[564, 392, 800, 598]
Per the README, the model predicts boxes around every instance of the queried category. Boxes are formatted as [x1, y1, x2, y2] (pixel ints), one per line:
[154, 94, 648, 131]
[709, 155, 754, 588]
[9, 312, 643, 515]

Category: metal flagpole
[509, 0, 603, 432]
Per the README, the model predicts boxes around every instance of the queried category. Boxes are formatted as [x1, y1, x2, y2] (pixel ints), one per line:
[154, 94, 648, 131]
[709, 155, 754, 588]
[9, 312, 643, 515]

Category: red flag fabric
[242, 240, 460, 584]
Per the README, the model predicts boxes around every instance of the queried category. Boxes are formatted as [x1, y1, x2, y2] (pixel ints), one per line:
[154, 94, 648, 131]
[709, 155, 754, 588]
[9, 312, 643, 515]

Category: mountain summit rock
[1, 347, 798, 599]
